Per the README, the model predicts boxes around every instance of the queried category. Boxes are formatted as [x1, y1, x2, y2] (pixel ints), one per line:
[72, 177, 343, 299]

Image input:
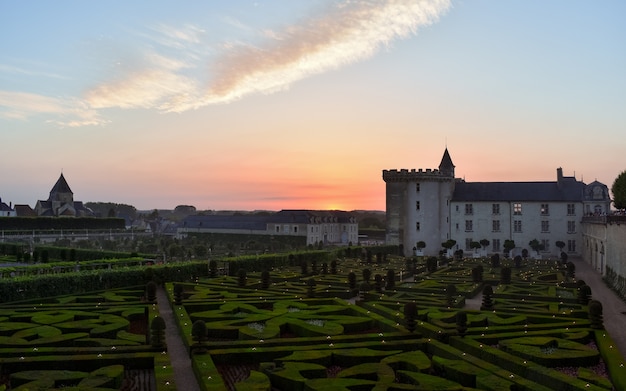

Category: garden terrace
[1, 253, 624, 390]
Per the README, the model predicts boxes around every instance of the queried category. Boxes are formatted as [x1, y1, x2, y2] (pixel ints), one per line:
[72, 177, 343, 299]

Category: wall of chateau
[581, 219, 626, 298]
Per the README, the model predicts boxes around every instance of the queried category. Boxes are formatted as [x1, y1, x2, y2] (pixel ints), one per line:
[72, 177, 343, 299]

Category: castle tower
[382, 149, 456, 256]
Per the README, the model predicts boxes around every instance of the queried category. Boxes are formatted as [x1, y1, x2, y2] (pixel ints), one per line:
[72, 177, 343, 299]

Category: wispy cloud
[0, 90, 105, 127]
[200, 0, 451, 106]
[0, 64, 68, 80]
[85, 0, 450, 114]
[1, 0, 450, 126]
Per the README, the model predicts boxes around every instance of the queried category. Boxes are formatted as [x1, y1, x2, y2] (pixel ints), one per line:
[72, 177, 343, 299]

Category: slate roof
[13, 204, 36, 217]
[182, 210, 356, 230]
[0, 199, 13, 212]
[183, 214, 269, 230]
[452, 179, 586, 202]
[50, 173, 73, 196]
[438, 148, 455, 172]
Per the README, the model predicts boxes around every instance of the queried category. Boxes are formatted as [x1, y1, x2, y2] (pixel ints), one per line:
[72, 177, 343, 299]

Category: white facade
[383, 150, 611, 258]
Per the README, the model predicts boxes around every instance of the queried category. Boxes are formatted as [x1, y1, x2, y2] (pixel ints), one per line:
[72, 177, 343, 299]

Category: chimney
[556, 167, 563, 189]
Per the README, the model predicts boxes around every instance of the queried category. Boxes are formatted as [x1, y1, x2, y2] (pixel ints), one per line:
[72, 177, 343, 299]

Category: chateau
[383, 149, 612, 257]
[178, 210, 359, 247]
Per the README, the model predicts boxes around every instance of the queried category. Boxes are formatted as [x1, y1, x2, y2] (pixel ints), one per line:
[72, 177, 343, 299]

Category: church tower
[382, 149, 456, 256]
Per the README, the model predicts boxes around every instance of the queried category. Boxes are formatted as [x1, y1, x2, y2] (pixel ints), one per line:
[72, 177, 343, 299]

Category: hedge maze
[171, 256, 624, 390]
[0, 288, 174, 390]
[1, 254, 625, 390]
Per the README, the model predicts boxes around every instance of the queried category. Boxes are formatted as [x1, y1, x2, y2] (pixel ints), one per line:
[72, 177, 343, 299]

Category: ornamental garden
[0, 247, 624, 390]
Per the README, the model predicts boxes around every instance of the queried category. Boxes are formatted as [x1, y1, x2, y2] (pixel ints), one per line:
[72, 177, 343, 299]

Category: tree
[173, 284, 184, 305]
[362, 268, 372, 283]
[503, 240, 515, 256]
[441, 239, 456, 254]
[481, 285, 494, 311]
[588, 300, 604, 329]
[191, 320, 208, 352]
[470, 241, 482, 253]
[415, 241, 426, 254]
[146, 281, 157, 302]
[307, 278, 317, 298]
[237, 268, 247, 287]
[456, 311, 468, 337]
[404, 302, 418, 333]
[261, 270, 271, 289]
[528, 239, 543, 256]
[374, 274, 383, 293]
[479, 239, 490, 251]
[385, 269, 395, 290]
[150, 316, 166, 348]
[555, 241, 566, 253]
[612, 170, 626, 210]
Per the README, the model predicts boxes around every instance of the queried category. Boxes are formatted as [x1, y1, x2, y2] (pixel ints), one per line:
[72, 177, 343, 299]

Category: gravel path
[157, 286, 202, 391]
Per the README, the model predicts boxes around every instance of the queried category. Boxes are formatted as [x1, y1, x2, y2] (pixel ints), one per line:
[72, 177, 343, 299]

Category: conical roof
[438, 148, 455, 173]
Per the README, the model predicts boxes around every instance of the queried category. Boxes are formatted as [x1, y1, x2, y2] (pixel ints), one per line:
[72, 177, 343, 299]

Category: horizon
[2, 1, 624, 211]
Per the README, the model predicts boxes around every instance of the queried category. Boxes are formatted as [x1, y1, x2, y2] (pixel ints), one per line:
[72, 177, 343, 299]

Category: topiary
[588, 300, 604, 329]
[150, 316, 166, 348]
[456, 311, 468, 337]
[404, 302, 418, 333]
[173, 283, 184, 305]
[481, 284, 494, 311]
[146, 281, 157, 302]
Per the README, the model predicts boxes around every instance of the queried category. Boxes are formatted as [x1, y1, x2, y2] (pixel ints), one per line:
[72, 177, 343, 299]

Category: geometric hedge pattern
[173, 257, 625, 391]
[1, 256, 624, 390]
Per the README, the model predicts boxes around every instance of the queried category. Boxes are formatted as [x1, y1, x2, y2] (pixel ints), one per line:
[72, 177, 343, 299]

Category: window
[284, 225, 290, 233]
[568, 240, 576, 252]
[492, 239, 501, 252]
[416, 201, 420, 211]
[567, 203, 575, 215]
[276, 225, 280, 233]
[513, 203, 522, 215]
[465, 238, 472, 250]
[416, 183, 420, 192]
[541, 204, 549, 215]
[465, 220, 473, 232]
[541, 220, 550, 232]
[514, 220, 522, 232]
[465, 204, 473, 215]
[567, 221, 576, 233]
[416, 221, 420, 231]
[492, 220, 500, 232]
[293, 226, 298, 233]
[541, 239, 550, 252]
[492, 204, 500, 215]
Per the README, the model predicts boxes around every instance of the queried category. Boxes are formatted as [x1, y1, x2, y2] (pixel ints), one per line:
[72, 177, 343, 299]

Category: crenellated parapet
[382, 168, 453, 182]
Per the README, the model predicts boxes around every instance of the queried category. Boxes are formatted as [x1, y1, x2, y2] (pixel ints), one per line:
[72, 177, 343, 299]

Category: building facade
[178, 210, 359, 246]
[383, 149, 612, 257]
[0, 198, 16, 217]
[35, 173, 94, 217]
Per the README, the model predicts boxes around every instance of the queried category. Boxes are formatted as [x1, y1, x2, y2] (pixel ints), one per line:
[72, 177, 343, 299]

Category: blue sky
[1, 1, 624, 210]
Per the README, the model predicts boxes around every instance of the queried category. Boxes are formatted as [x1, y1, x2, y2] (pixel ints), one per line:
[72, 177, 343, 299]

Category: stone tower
[382, 149, 456, 256]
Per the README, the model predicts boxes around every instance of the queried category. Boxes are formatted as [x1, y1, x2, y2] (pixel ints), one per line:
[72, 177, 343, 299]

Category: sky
[1, 1, 625, 212]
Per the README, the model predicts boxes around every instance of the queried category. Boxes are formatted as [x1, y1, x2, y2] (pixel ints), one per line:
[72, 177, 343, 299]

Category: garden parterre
[0, 254, 624, 390]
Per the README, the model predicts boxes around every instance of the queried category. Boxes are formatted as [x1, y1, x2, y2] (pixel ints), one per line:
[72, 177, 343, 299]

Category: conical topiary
[404, 302, 418, 333]
[588, 300, 604, 329]
[480, 284, 494, 311]
[150, 316, 166, 348]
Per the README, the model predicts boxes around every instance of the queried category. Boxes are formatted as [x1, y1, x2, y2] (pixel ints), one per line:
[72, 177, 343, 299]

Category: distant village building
[0, 198, 16, 217]
[34, 173, 94, 217]
[178, 210, 359, 246]
[383, 149, 612, 257]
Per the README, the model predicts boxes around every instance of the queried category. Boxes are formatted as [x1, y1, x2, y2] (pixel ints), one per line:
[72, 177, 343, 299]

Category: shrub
[404, 302, 418, 333]
[146, 281, 157, 302]
[385, 269, 395, 290]
[589, 300, 604, 329]
[150, 316, 166, 348]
